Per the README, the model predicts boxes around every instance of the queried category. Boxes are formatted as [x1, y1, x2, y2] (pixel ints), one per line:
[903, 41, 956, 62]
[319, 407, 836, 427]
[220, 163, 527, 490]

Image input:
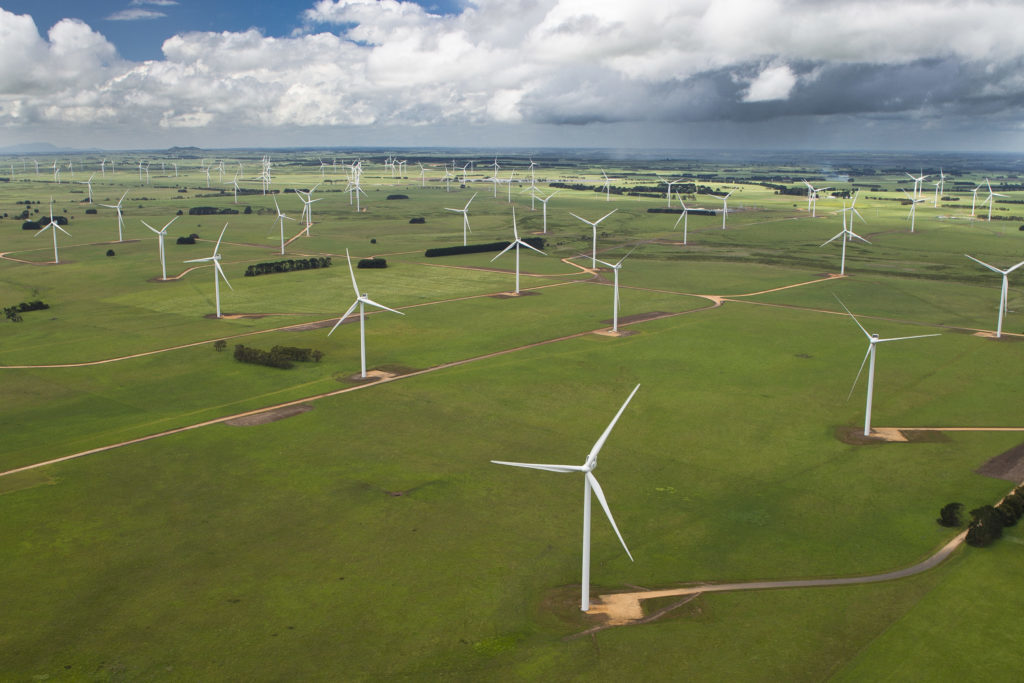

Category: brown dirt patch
[287, 319, 338, 331]
[490, 290, 541, 299]
[593, 329, 638, 338]
[835, 426, 897, 445]
[976, 442, 1024, 481]
[224, 404, 313, 426]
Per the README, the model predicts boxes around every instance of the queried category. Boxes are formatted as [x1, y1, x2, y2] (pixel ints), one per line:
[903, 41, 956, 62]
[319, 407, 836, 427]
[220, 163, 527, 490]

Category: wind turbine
[593, 247, 636, 333]
[657, 175, 686, 208]
[99, 190, 129, 241]
[820, 195, 869, 275]
[673, 192, 693, 245]
[141, 215, 179, 280]
[78, 174, 95, 204]
[35, 198, 70, 264]
[935, 168, 946, 205]
[184, 224, 232, 319]
[836, 297, 938, 436]
[227, 173, 241, 203]
[491, 207, 546, 295]
[294, 184, 321, 235]
[906, 171, 928, 200]
[903, 190, 925, 232]
[970, 183, 982, 217]
[703, 190, 734, 229]
[965, 254, 1024, 338]
[569, 209, 617, 269]
[492, 383, 640, 612]
[328, 249, 405, 379]
[535, 191, 558, 233]
[600, 169, 615, 201]
[982, 179, 1007, 222]
[444, 192, 477, 246]
[801, 180, 831, 218]
[418, 163, 426, 188]
[272, 196, 295, 255]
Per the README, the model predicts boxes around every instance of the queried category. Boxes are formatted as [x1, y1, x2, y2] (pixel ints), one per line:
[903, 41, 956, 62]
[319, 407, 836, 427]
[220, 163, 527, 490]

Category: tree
[106, 249, 116, 257]
[965, 505, 1004, 547]
[936, 502, 963, 527]
[213, 340, 227, 352]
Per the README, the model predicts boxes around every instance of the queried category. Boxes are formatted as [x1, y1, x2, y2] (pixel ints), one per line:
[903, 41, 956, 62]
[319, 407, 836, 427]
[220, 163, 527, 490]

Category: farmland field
[1, 150, 1022, 680]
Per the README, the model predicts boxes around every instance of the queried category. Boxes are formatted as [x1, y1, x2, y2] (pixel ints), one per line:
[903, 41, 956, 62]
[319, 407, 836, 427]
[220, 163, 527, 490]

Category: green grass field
[1, 153, 1022, 680]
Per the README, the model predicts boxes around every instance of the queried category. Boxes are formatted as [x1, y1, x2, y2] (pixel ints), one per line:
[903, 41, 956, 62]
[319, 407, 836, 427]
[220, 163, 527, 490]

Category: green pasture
[1, 153, 1023, 679]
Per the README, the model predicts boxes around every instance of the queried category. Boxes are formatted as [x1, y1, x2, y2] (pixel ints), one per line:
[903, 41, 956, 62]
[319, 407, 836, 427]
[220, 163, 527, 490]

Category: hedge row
[244, 257, 332, 277]
[646, 207, 717, 216]
[425, 238, 545, 258]
[3, 300, 49, 322]
[965, 486, 1024, 547]
[358, 257, 387, 269]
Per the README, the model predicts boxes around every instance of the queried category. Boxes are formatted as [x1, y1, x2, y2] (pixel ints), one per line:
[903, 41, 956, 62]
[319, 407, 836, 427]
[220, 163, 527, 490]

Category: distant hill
[0, 142, 62, 154]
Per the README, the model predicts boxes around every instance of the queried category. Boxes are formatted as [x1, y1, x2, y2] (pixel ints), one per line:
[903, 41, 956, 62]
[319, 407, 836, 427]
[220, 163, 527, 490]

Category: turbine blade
[464, 192, 477, 210]
[568, 212, 592, 226]
[847, 230, 871, 244]
[490, 460, 583, 473]
[213, 223, 228, 255]
[518, 240, 546, 256]
[847, 345, 872, 401]
[820, 231, 845, 247]
[585, 384, 641, 467]
[215, 261, 233, 291]
[965, 254, 1001, 274]
[184, 256, 213, 264]
[876, 333, 941, 343]
[163, 215, 180, 231]
[490, 241, 516, 261]
[1004, 259, 1024, 274]
[328, 300, 360, 335]
[361, 297, 405, 316]
[346, 249, 359, 293]
[587, 472, 633, 561]
[142, 221, 161, 235]
[594, 209, 618, 225]
[592, 258, 616, 269]
[833, 295, 873, 340]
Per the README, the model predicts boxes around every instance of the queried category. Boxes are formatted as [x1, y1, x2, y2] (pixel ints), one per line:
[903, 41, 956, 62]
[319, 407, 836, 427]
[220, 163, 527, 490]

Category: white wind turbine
[934, 168, 946, 206]
[970, 183, 982, 217]
[801, 180, 831, 218]
[982, 179, 1007, 222]
[491, 207, 546, 295]
[418, 163, 426, 188]
[569, 209, 617, 269]
[444, 192, 477, 246]
[328, 249, 405, 379]
[600, 169, 615, 201]
[965, 254, 1024, 339]
[295, 184, 321, 236]
[492, 383, 640, 612]
[78, 174, 95, 204]
[673, 192, 693, 245]
[906, 171, 928, 200]
[593, 247, 637, 333]
[657, 175, 686, 208]
[820, 194, 869, 276]
[184, 224, 232, 319]
[99, 190, 129, 241]
[141, 215, 179, 280]
[535, 191, 558, 233]
[704, 190, 734, 229]
[903, 190, 925, 232]
[836, 297, 939, 437]
[227, 173, 241, 203]
[272, 196, 296, 255]
[35, 198, 70, 264]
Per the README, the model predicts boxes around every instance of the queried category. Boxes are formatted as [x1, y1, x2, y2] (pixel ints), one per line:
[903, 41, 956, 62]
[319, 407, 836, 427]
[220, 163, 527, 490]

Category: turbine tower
[836, 297, 938, 437]
[444, 192, 477, 247]
[99, 190, 129, 242]
[184, 224, 232, 318]
[35, 198, 70, 264]
[820, 194, 869, 276]
[492, 384, 640, 612]
[273, 196, 295, 255]
[964, 254, 1024, 338]
[328, 249, 405, 378]
[141, 215, 179, 280]
[491, 208, 546, 294]
[593, 247, 636, 333]
[569, 209, 617, 269]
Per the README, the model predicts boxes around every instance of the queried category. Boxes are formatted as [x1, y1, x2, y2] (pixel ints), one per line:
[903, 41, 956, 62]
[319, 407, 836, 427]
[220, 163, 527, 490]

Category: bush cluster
[409, 217, 426, 224]
[243, 257, 332, 277]
[646, 207, 717, 216]
[963, 486, 1024, 547]
[233, 344, 323, 369]
[188, 206, 239, 215]
[176, 235, 197, 245]
[425, 238, 545, 258]
[3, 300, 49, 322]
[358, 257, 387, 269]
[386, 194, 409, 200]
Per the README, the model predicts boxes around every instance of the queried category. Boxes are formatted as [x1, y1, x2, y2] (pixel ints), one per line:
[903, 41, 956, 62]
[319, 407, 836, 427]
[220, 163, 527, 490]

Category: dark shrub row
[425, 238, 544, 258]
[358, 257, 387, 269]
[233, 344, 324, 369]
[954, 486, 1024, 548]
[3, 300, 49, 322]
[646, 207, 717, 216]
[243, 257, 332, 277]
[188, 206, 239, 215]
[386, 194, 409, 200]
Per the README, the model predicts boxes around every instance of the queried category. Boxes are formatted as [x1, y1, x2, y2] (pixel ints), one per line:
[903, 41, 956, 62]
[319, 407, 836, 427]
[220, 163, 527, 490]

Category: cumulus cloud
[3, 1, 1024, 144]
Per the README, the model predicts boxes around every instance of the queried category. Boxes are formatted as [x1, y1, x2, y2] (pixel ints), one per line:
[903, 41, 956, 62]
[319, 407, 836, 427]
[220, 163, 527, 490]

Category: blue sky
[1, 1, 1023, 153]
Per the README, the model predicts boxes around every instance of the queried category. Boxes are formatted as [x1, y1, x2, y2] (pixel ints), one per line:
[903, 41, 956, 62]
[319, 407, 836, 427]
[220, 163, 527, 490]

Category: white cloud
[107, 9, 167, 21]
[4, 1, 1024, 145]
[741, 64, 797, 102]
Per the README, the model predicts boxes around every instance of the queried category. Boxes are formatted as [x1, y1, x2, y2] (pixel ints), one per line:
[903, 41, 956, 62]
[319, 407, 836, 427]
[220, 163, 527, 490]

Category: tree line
[233, 344, 324, 369]
[244, 257, 333, 277]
